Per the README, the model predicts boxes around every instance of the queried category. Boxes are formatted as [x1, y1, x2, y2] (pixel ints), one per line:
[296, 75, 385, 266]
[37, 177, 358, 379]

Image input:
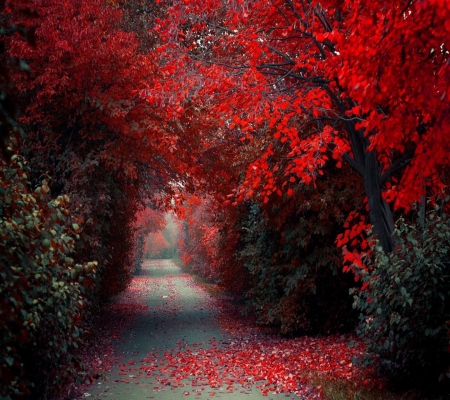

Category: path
[76, 260, 305, 399]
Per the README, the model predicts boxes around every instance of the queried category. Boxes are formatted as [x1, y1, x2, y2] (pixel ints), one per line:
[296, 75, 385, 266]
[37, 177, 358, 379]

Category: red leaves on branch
[153, 0, 450, 257]
[325, 0, 450, 209]
[7, 0, 207, 203]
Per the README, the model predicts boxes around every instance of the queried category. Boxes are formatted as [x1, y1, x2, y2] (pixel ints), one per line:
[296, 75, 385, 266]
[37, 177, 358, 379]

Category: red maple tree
[154, 0, 450, 254]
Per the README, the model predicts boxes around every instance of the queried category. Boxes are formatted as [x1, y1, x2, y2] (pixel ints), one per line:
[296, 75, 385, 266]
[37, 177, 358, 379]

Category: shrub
[239, 192, 357, 335]
[0, 152, 96, 399]
[62, 165, 140, 302]
[352, 200, 450, 385]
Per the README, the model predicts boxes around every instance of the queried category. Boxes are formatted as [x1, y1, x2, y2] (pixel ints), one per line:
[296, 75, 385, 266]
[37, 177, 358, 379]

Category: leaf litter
[74, 260, 381, 399]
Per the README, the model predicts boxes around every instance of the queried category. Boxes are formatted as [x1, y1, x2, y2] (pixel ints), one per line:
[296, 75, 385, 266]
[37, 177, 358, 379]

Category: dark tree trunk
[363, 150, 394, 253]
[343, 119, 395, 254]
[322, 86, 396, 253]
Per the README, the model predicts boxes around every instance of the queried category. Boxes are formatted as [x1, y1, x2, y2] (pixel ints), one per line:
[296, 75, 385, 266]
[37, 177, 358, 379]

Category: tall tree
[155, 0, 450, 254]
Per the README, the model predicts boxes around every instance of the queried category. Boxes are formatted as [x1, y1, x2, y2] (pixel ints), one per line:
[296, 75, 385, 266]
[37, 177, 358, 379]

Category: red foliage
[178, 195, 248, 290]
[8, 0, 450, 274]
[7, 0, 202, 201]
[154, 0, 450, 254]
[6, 0, 201, 298]
[325, 0, 450, 209]
[134, 207, 167, 235]
[178, 196, 220, 280]
[5, 0, 450, 393]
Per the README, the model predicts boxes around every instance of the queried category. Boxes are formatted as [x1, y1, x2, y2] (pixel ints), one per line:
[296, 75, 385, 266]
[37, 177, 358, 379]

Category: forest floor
[70, 260, 385, 400]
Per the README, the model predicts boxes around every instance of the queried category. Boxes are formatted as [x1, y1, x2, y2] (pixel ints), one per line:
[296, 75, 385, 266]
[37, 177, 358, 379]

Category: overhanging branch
[381, 151, 414, 183]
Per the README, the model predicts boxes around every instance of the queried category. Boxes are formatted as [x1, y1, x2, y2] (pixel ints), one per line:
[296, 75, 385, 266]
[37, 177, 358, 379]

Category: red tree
[155, 0, 450, 254]
[7, 0, 201, 199]
[132, 206, 167, 264]
[6, 0, 208, 298]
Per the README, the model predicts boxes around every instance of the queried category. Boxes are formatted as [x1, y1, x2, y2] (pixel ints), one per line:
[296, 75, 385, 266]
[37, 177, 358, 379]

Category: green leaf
[19, 60, 31, 72]
[4, 356, 14, 367]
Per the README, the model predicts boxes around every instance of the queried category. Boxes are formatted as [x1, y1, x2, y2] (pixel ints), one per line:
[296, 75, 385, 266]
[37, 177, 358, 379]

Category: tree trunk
[363, 150, 394, 253]
[344, 119, 395, 254]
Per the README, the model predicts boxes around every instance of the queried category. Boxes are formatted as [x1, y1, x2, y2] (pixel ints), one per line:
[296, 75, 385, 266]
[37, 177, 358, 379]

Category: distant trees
[159, 214, 180, 259]
[145, 232, 170, 259]
[132, 207, 167, 272]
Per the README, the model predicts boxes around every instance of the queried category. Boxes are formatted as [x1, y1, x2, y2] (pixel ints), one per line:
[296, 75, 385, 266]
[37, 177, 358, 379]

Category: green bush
[239, 181, 358, 335]
[352, 200, 450, 385]
[0, 152, 96, 399]
[63, 164, 139, 302]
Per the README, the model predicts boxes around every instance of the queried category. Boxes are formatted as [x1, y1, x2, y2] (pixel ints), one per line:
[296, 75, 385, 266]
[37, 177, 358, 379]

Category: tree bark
[363, 150, 394, 253]
[322, 87, 394, 252]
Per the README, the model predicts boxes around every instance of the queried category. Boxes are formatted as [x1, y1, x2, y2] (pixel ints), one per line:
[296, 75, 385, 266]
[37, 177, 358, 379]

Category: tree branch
[381, 151, 414, 183]
[343, 152, 364, 176]
[266, 45, 296, 64]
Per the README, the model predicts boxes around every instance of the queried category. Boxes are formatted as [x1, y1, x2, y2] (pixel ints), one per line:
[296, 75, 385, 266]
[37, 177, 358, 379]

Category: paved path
[78, 260, 300, 399]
